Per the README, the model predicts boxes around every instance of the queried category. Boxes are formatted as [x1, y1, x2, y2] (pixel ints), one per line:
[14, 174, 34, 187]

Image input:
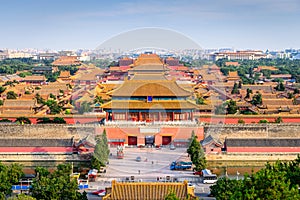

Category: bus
[203, 174, 218, 184]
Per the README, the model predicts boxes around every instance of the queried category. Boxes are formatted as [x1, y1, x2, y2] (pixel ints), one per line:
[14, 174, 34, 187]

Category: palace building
[100, 54, 203, 147]
[101, 54, 199, 123]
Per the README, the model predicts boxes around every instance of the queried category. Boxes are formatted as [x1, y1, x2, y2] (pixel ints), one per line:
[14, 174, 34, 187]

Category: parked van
[203, 174, 218, 184]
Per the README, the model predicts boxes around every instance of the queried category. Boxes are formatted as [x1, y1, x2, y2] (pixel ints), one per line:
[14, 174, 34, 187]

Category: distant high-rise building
[210, 50, 268, 61]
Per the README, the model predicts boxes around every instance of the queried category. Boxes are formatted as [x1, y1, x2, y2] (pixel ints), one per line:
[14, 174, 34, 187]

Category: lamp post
[236, 171, 240, 180]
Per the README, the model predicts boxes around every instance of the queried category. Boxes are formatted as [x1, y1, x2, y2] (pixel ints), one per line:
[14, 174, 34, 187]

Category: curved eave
[101, 100, 199, 110]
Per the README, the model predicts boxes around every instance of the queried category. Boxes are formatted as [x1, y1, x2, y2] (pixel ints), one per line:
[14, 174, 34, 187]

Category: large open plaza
[86, 146, 213, 199]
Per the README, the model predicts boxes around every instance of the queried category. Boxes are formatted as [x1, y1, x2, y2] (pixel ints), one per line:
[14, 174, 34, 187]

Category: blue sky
[0, 0, 299, 50]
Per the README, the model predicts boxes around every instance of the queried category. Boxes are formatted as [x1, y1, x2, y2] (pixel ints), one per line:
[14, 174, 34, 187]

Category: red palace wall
[227, 147, 300, 153]
[95, 126, 204, 146]
[2, 115, 300, 125]
[199, 116, 300, 124]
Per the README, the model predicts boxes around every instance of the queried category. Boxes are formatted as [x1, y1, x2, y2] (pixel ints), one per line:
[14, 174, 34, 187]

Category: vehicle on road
[202, 169, 218, 184]
[170, 144, 176, 150]
[170, 161, 192, 170]
[193, 171, 203, 176]
[136, 156, 142, 162]
[99, 167, 106, 173]
[203, 174, 218, 184]
[92, 189, 106, 196]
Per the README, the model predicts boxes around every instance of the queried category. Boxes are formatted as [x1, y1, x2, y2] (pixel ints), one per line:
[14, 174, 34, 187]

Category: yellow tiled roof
[101, 100, 199, 110]
[109, 80, 191, 97]
[103, 180, 193, 200]
[133, 54, 164, 66]
[228, 71, 239, 78]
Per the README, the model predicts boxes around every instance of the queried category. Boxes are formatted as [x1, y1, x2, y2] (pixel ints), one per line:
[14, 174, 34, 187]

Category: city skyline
[1, 0, 300, 50]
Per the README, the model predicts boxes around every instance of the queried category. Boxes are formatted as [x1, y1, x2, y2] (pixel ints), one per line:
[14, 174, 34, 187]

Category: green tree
[238, 119, 245, 124]
[187, 131, 206, 171]
[36, 117, 52, 124]
[6, 91, 18, 99]
[245, 88, 252, 99]
[259, 119, 269, 123]
[215, 103, 226, 115]
[8, 163, 24, 185]
[252, 92, 262, 106]
[226, 100, 238, 114]
[4, 81, 15, 87]
[238, 80, 242, 89]
[49, 93, 56, 99]
[275, 117, 283, 123]
[8, 194, 37, 200]
[93, 96, 104, 105]
[211, 157, 300, 199]
[78, 101, 92, 114]
[0, 118, 12, 122]
[52, 117, 66, 124]
[91, 129, 110, 169]
[0, 86, 6, 94]
[15, 117, 31, 124]
[0, 162, 24, 198]
[196, 95, 205, 105]
[35, 93, 44, 104]
[31, 164, 86, 200]
[231, 82, 240, 94]
[210, 178, 243, 199]
[164, 190, 180, 200]
[275, 81, 285, 91]
[44, 100, 62, 114]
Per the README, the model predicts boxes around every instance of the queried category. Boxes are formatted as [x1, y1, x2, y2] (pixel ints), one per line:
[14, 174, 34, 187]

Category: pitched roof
[59, 71, 71, 77]
[101, 100, 199, 110]
[225, 138, 300, 147]
[130, 64, 168, 72]
[109, 80, 191, 97]
[52, 56, 81, 66]
[0, 138, 73, 147]
[270, 74, 292, 79]
[22, 75, 46, 81]
[103, 180, 192, 200]
[241, 85, 274, 93]
[133, 54, 164, 66]
[228, 71, 239, 78]
[257, 66, 278, 71]
[131, 73, 167, 80]
[225, 62, 239, 66]
[201, 135, 222, 147]
[3, 99, 36, 108]
[262, 98, 293, 106]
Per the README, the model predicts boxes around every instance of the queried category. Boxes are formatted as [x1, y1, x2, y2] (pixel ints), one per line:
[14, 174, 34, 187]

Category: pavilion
[101, 54, 199, 123]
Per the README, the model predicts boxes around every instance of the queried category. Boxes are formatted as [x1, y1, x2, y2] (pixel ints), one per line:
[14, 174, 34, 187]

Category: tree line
[0, 163, 87, 200]
[210, 156, 300, 199]
[216, 58, 300, 84]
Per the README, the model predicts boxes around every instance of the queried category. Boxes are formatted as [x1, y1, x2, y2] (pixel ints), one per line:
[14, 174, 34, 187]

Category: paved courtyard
[87, 146, 214, 199]
[106, 146, 191, 178]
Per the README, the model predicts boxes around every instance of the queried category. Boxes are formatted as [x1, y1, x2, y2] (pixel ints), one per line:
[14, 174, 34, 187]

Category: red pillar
[125, 111, 128, 121]
[106, 112, 109, 121]
[191, 111, 194, 121]
[172, 112, 175, 121]
[139, 112, 142, 121]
